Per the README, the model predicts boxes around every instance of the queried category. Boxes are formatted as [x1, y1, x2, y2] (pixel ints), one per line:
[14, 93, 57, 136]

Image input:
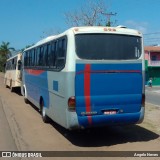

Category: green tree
[0, 54, 6, 72]
[0, 41, 15, 72]
[0, 41, 15, 58]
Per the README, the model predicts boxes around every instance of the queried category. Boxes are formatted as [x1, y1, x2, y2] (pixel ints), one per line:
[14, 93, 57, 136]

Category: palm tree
[0, 41, 15, 58]
[0, 42, 15, 72]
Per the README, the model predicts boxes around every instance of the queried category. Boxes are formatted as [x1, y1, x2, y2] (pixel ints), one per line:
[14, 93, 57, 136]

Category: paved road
[146, 86, 160, 107]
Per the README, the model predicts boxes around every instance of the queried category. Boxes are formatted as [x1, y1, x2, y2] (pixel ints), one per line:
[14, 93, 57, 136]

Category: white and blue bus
[22, 26, 145, 130]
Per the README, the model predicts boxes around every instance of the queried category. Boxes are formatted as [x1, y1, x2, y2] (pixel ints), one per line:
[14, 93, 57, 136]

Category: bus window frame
[23, 36, 67, 72]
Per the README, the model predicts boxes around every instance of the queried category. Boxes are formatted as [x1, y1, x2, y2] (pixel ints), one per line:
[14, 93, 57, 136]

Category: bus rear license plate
[104, 111, 117, 115]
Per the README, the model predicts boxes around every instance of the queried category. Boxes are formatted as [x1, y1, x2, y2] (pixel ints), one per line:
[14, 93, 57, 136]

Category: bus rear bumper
[137, 106, 145, 124]
[77, 107, 145, 128]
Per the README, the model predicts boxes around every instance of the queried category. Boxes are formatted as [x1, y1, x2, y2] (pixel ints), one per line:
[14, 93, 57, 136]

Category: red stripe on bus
[26, 69, 45, 75]
[84, 64, 92, 125]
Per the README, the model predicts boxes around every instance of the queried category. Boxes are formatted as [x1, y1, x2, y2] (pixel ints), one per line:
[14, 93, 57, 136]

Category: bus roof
[24, 26, 142, 52]
[70, 26, 142, 36]
[6, 52, 22, 61]
[35, 35, 57, 46]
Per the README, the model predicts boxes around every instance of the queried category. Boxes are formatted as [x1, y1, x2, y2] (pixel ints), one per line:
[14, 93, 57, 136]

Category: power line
[101, 12, 117, 26]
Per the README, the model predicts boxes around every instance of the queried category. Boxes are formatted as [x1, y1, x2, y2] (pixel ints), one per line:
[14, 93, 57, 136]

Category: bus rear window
[75, 34, 142, 60]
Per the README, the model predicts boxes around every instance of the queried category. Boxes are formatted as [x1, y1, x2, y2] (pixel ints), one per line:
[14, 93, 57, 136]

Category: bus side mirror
[18, 60, 22, 70]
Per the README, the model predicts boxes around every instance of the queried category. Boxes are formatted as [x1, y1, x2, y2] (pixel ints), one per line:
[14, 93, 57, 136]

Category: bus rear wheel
[10, 80, 14, 92]
[41, 100, 49, 123]
[23, 87, 29, 104]
[24, 97, 29, 104]
[5, 78, 8, 88]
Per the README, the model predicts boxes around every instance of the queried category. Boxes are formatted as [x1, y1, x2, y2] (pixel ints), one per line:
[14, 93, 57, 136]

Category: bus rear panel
[72, 30, 145, 129]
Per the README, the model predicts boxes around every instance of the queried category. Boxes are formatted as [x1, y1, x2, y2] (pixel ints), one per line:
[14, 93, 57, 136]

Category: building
[145, 46, 160, 86]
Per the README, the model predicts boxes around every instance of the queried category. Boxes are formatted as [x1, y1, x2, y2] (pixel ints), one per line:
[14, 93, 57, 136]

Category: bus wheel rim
[42, 107, 46, 117]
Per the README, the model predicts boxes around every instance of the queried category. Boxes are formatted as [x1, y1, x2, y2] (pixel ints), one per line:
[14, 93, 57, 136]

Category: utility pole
[101, 12, 117, 27]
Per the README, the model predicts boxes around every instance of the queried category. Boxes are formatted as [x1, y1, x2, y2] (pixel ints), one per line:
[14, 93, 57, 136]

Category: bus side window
[56, 38, 66, 70]
[34, 49, 37, 66]
[18, 60, 22, 70]
[11, 59, 14, 70]
[14, 57, 17, 69]
[31, 49, 35, 66]
[50, 41, 56, 68]
[43, 45, 48, 67]
[62, 38, 67, 57]
[28, 50, 32, 67]
[25, 51, 29, 67]
[47, 43, 51, 67]
[39, 46, 44, 66]
[7, 61, 10, 70]
[36, 47, 40, 66]
[30, 50, 32, 66]
[24, 52, 27, 67]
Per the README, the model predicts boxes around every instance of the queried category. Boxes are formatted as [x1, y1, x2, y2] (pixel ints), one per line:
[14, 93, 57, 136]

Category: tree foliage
[0, 41, 15, 72]
[0, 41, 15, 58]
[65, 0, 112, 27]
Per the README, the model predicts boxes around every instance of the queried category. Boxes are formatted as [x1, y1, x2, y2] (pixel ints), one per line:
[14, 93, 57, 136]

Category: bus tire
[41, 99, 49, 123]
[23, 87, 29, 104]
[5, 78, 8, 88]
[24, 97, 29, 104]
[10, 80, 14, 92]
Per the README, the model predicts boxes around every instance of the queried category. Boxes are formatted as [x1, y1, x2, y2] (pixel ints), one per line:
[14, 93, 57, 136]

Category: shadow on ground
[49, 119, 159, 147]
[13, 87, 159, 148]
[5, 86, 22, 96]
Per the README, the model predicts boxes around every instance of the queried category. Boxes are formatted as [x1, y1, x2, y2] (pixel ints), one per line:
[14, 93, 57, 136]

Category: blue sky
[0, 0, 160, 50]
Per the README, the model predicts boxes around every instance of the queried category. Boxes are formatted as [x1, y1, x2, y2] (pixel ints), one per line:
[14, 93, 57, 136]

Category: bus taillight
[68, 96, 76, 111]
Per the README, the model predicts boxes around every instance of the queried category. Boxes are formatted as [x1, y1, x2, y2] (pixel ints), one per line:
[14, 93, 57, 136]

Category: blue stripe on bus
[53, 81, 58, 91]
[25, 69, 50, 108]
[75, 63, 143, 128]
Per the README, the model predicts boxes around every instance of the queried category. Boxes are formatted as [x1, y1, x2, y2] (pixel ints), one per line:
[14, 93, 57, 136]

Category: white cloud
[124, 20, 149, 33]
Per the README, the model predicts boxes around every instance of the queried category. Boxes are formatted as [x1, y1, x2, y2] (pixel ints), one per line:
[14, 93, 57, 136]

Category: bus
[4, 52, 22, 92]
[22, 26, 145, 130]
